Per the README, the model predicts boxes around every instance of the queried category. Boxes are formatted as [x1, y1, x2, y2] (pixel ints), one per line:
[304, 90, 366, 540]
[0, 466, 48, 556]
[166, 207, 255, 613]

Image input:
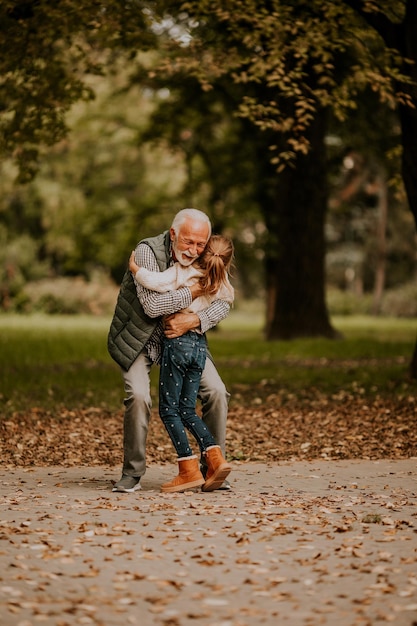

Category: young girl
[129, 235, 234, 493]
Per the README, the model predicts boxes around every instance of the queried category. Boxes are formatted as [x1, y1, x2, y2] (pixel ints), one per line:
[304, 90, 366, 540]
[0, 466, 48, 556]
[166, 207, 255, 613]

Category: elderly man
[108, 208, 231, 493]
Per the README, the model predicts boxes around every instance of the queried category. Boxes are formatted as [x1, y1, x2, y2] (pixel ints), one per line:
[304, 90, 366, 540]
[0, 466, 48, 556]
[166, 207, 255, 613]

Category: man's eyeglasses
[178, 237, 206, 252]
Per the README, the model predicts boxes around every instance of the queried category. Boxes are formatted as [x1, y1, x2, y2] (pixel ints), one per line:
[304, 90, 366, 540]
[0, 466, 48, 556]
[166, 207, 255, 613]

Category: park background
[0, 1, 416, 467]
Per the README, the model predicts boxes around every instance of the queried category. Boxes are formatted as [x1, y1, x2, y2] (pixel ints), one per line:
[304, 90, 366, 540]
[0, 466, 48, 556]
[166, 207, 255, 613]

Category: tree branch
[342, 0, 404, 53]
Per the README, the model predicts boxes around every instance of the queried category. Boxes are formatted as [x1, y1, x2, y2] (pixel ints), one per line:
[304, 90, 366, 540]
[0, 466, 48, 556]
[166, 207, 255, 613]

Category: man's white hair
[171, 208, 212, 238]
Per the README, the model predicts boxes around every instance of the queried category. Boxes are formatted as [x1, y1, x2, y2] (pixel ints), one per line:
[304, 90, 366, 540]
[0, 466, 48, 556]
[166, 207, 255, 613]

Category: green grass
[208, 312, 416, 397]
[0, 311, 416, 417]
[0, 315, 123, 414]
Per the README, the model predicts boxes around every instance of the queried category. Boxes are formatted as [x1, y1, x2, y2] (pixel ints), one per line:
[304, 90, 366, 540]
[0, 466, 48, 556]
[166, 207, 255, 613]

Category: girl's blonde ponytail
[198, 235, 234, 295]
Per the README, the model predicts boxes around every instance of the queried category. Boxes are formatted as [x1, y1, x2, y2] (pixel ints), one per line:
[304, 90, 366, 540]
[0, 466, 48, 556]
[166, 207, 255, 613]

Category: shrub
[19, 275, 118, 315]
[380, 281, 417, 317]
[326, 288, 373, 316]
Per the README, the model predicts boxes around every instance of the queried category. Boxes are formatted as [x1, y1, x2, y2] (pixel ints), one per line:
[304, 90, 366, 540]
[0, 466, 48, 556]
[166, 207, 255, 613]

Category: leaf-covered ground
[1, 388, 416, 467]
[1, 462, 416, 625]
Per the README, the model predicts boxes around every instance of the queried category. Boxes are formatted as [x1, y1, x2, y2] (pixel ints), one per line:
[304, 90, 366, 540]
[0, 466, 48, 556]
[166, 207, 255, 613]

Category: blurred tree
[0, 0, 155, 181]
[145, 0, 413, 340]
[325, 87, 414, 309]
[142, 0, 417, 371]
[36, 70, 187, 282]
[0, 66, 189, 292]
[136, 72, 267, 298]
[340, 0, 417, 377]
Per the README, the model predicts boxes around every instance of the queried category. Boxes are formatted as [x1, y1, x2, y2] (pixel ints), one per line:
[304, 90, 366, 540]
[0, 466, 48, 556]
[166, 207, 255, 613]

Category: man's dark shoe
[217, 479, 231, 491]
[112, 475, 141, 493]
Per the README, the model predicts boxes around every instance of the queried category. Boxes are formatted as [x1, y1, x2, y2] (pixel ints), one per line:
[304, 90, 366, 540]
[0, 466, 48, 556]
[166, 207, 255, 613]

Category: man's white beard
[172, 240, 198, 267]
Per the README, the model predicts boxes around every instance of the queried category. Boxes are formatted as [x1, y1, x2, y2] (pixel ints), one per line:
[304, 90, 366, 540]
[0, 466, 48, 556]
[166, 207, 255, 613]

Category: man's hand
[164, 312, 200, 339]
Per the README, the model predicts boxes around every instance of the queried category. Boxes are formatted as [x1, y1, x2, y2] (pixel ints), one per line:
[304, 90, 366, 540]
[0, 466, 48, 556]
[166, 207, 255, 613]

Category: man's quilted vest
[107, 231, 171, 371]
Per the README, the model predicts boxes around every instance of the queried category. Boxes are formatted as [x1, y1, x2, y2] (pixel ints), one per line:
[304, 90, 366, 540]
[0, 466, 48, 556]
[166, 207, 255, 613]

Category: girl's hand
[189, 281, 205, 299]
[129, 251, 140, 275]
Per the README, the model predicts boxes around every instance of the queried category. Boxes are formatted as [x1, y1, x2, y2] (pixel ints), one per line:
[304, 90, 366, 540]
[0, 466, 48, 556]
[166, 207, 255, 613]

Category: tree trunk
[398, 12, 417, 226]
[410, 335, 417, 380]
[399, 99, 417, 377]
[397, 1, 417, 378]
[261, 109, 337, 340]
[371, 173, 388, 315]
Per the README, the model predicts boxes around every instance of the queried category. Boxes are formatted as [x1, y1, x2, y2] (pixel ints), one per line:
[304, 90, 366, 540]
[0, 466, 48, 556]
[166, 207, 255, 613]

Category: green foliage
[0, 230, 50, 310]
[1, 1, 410, 178]
[34, 70, 188, 280]
[153, 0, 407, 168]
[135, 67, 268, 295]
[1, 61, 269, 304]
[136, 0, 414, 330]
[0, 0, 155, 181]
[0, 66, 190, 297]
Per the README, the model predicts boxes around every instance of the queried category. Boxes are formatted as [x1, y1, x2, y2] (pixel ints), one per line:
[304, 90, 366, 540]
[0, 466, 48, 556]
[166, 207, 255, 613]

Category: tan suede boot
[161, 456, 205, 493]
[202, 446, 232, 492]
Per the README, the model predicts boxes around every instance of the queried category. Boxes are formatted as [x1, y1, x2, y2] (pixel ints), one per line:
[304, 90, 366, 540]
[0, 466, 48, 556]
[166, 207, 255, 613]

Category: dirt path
[1, 459, 416, 625]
